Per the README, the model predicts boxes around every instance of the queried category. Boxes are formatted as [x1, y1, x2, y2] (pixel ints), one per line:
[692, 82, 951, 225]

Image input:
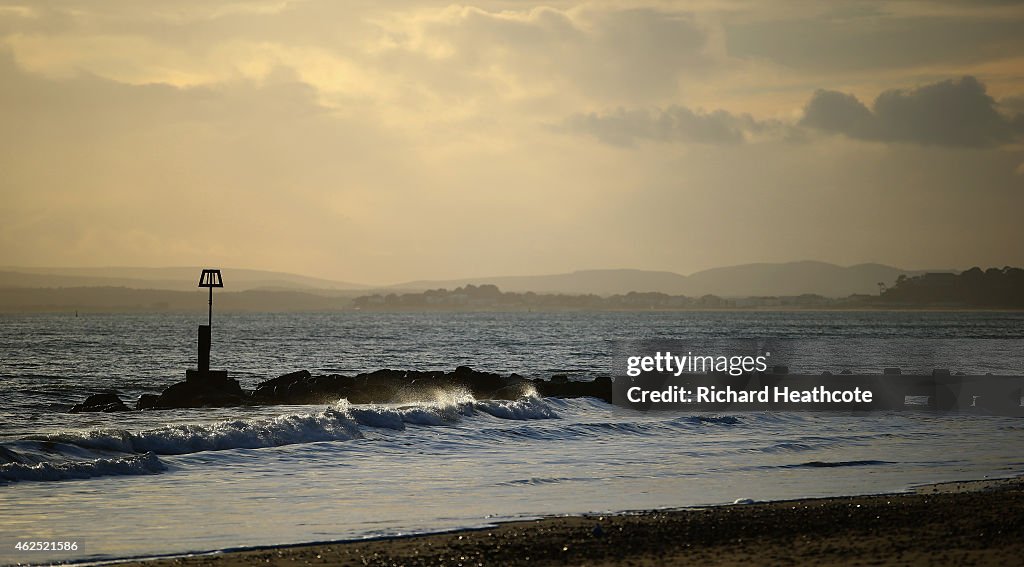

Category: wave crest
[35, 407, 364, 456]
[0, 452, 165, 483]
[339, 393, 560, 429]
[4, 394, 559, 483]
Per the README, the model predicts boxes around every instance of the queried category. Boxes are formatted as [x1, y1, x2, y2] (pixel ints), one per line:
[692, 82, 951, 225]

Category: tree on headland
[880, 267, 1024, 308]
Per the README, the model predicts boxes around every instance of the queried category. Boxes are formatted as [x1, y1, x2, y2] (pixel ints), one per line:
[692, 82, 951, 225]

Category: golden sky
[1, 1, 1022, 285]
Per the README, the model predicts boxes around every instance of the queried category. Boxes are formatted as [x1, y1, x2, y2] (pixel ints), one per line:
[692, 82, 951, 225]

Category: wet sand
[114, 477, 1024, 566]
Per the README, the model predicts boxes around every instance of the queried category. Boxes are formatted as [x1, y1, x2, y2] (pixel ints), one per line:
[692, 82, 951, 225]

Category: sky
[0, 0, 1022, 285]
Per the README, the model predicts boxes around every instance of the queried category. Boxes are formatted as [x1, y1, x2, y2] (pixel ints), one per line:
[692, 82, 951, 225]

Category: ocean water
[1, 311, 1023, 564]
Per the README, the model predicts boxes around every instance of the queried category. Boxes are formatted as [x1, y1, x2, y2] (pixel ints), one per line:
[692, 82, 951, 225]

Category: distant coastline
[352, 268, 1024, 311]
[0, 288, 1020, 316]
[1, 264, 1020, 313]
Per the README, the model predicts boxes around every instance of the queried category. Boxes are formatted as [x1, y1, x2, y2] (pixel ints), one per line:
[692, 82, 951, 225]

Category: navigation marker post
[188, 269, 228, 384]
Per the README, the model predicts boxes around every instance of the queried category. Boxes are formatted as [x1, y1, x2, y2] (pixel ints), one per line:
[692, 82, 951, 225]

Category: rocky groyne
[68, 366, 614, 412]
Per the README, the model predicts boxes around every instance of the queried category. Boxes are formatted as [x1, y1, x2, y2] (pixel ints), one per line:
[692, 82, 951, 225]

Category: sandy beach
[109, 476, 1024, 567]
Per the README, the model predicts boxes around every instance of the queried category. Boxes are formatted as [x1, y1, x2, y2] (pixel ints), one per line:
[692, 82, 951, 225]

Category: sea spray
[336, 389, 559, 428]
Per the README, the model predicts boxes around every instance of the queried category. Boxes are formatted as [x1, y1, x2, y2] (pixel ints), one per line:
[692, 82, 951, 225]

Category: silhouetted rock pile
[68, 366, 614, 412]
[136, 374, 246, 409]
[252, 366, 520, 405]
[69, 392, 131, 413]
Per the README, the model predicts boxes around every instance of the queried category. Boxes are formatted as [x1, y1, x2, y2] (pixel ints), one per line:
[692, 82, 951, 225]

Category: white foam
[39, 407, 363, 456]
[343, 393, 559, 426]
[0, 452, 165, 483]
[2, 394, 563, 484]
[474, 397, 559, 420]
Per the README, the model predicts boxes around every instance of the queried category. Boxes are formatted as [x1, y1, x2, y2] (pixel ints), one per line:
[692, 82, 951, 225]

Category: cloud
[1001, 94, 1024, 116]
[724, 3, 1024, 74]
[797, 90, 876, 139]
[565, 75, 1024, 149]
[385, 6, 720, 104]
[561, 106, 774, 146]
[0, 4, 729, 127]
[1, 2, 1024, 281]
[801, 76, 1021, 148]
[0, 48, 420, 279]
[1001, 95, 1024, 137]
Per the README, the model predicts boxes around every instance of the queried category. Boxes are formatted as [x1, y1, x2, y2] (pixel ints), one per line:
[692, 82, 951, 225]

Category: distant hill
[683, 261, 937, 297]
[0, 261, 953, 300]
[0, 266, 367, 293]
[393, 262, 945, 297]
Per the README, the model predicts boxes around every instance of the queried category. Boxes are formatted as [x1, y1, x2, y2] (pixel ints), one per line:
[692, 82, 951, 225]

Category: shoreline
[103, 475, 1024, 566]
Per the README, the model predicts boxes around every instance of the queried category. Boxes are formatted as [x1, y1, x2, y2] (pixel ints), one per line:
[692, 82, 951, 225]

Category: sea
[1, 311, 1023, 564]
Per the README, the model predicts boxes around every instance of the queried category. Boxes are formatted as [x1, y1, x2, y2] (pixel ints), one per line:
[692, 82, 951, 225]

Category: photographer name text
[626, 385, 874, 404]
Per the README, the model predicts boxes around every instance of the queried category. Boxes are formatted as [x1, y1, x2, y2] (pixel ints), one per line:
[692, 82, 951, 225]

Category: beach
[110, 477, 1024, 566]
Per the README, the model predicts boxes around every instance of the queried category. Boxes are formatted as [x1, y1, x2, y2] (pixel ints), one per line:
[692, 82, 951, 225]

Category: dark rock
[254, 367, 536, 405]
[254, 369, 343, 404]
[70, 392, 130, 413]
[256, 369, 311, 392]
[492, 383, 532, 399]
[534, 377, 613, 403]
[148, 374, 246, 409]
[137, 393, 161, 410]
[77, 367, 616, 412]
[286, 381, 312, 400]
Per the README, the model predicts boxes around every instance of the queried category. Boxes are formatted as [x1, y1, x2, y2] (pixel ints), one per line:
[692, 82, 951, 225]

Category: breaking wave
[1, 393, 560, 484]
[0, 452, 165, 483]
[35, 407, 364, 456]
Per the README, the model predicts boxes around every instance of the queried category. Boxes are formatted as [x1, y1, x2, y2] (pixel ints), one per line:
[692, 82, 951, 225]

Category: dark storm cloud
[562, 106, 780, 146]
[801, 76, 1022, 148]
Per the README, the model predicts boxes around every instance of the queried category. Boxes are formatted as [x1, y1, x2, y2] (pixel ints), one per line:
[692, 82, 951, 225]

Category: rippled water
[1, 311, 1022, 564]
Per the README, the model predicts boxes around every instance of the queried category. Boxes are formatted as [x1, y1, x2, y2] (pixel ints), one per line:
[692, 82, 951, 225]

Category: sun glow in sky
[1, 1, 1022, 284]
